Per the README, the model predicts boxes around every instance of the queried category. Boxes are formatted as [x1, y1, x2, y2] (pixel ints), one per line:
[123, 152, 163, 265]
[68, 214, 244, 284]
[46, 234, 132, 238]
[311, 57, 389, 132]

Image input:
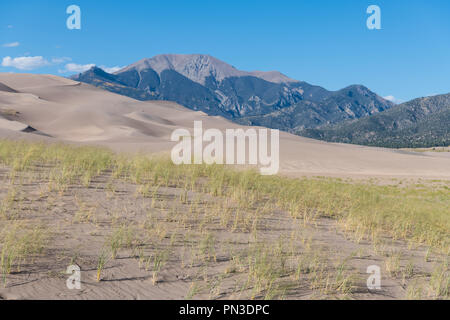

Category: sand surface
[0, 73, 448, 300]
[1, 162, 443, 300]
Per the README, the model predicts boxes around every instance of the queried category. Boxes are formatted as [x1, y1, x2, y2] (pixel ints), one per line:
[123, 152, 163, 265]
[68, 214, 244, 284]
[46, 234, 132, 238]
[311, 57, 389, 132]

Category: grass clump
[0, 222, 48, 285]
[1, 139, 448, 251]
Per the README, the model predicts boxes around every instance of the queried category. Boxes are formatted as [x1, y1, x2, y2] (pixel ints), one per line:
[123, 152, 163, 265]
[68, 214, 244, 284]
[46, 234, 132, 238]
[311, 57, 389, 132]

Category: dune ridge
[0, 82, 18, 93]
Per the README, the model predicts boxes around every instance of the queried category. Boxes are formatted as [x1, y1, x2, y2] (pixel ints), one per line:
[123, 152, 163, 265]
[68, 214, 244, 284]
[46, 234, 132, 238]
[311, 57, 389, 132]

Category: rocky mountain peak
[119, 54, 298, 85]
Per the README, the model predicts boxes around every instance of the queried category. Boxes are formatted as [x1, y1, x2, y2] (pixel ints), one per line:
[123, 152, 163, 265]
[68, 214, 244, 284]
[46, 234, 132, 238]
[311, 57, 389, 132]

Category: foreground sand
[0, 142, 447, 300]
[0, 74, 448, 300]
[0, 73, 449, 182]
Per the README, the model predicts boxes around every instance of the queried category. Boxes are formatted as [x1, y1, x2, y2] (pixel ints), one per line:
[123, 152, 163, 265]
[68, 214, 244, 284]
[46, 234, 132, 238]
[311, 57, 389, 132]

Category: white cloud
[3, 42, 20, 48]
[61, 63, 95, 73]
[2, 56, 49, 70]
[58, 63, 124, 74]
[384, 95, 403, 104]
[51, 57, 72, 64]
[100, 65, 124, 73]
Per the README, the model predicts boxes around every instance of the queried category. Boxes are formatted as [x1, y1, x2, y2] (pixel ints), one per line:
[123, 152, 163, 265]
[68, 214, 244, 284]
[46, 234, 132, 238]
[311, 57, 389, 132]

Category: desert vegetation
[0, 139, 448, 299]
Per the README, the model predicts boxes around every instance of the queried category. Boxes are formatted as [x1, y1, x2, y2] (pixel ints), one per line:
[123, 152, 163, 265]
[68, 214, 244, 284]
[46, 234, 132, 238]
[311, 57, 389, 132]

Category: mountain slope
[71, 54, 393, 130]
[237, 85, 393, 131]
[298, 93, 450, 148]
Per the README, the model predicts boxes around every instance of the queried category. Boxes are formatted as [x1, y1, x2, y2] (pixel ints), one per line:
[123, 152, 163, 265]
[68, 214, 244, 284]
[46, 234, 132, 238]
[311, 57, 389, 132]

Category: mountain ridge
[117, 54, 299, 85]
[72, 54, 394, 132]
[298, 93, 450, 148]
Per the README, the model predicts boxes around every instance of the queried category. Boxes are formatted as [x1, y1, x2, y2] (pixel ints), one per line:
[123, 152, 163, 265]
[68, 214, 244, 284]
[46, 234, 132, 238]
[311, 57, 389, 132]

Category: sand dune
[0, 82, 18, 93]
[0, 118, 30, 131]
[0, 73, 448, 180]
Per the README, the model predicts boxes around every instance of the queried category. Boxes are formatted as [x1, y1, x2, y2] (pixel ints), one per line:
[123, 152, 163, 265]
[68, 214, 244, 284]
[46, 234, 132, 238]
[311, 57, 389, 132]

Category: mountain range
[72, 54, 393, 126]
[71, 54, 449, 148]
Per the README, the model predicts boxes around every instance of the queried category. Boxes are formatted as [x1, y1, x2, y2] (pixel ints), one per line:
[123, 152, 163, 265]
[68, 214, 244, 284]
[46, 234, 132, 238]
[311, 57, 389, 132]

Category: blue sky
[1, 0, 449, 102]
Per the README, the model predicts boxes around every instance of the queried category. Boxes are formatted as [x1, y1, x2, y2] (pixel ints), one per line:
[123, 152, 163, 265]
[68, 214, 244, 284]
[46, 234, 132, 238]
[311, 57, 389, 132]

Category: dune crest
[0, 82, 18, 93]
